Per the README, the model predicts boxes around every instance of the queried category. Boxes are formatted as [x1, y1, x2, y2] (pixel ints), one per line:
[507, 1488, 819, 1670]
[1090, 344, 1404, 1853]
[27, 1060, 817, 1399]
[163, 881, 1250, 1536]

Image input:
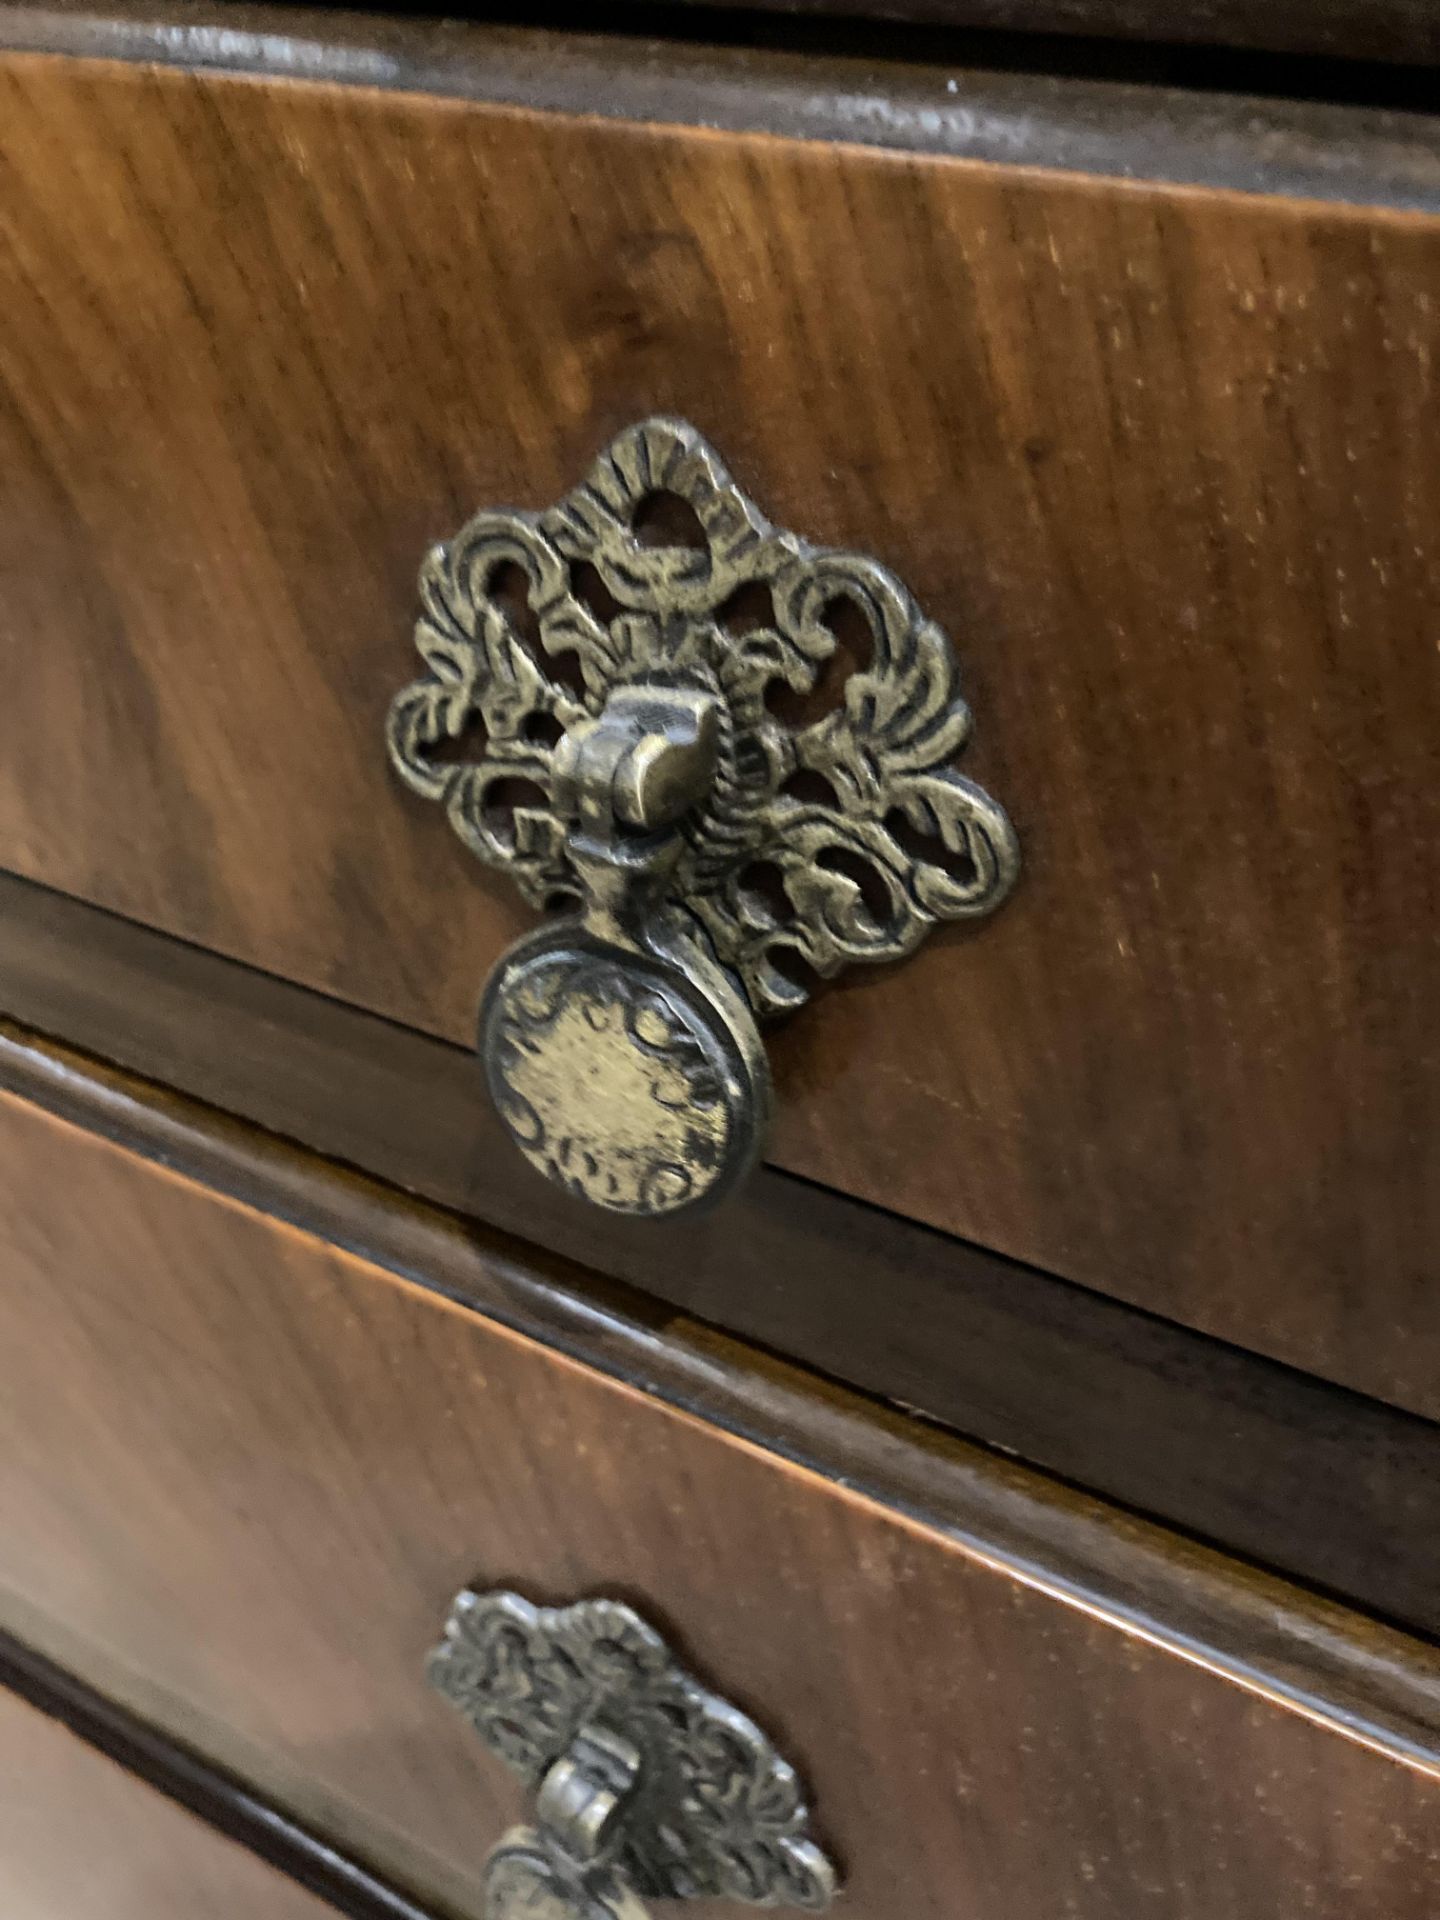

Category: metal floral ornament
[428, 1588, 837, 1920]
[386, 417, 1018, 1216]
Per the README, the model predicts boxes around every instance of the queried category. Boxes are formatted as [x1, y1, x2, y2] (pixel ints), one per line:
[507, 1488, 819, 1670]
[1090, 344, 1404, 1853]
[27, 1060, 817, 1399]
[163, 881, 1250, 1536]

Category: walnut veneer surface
[0, 45, 1437, 1414]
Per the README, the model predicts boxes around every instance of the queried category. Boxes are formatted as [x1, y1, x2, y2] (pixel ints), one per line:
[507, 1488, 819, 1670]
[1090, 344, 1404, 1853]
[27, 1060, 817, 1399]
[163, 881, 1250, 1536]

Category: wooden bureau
[2, 4, 1439, 1916]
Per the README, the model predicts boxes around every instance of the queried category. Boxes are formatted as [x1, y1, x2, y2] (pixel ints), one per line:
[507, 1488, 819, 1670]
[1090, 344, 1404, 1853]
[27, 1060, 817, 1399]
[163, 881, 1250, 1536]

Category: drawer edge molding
[1, 1, 1439, 215]
[2, 869, 1438, 1657]
[0, 1628, 442, 1920]
[1, 1021, 1439, 1785]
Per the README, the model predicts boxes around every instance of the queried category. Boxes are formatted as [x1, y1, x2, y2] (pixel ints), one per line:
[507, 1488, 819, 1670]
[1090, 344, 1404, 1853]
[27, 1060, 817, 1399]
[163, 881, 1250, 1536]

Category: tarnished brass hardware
[428, 1589, 837, 1920]
[386, 417, 1018, 1217]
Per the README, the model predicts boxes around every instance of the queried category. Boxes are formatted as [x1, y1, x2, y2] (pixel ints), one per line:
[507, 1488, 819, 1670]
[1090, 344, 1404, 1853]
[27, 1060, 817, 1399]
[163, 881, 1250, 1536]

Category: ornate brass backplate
[386, 418, 1018, 1217]
[429, 1589, 836, 1920]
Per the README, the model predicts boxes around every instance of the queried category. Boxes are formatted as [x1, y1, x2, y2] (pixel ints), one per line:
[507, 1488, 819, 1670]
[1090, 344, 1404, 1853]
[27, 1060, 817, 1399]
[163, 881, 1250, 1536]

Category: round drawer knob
[480, 927, 766, 1218]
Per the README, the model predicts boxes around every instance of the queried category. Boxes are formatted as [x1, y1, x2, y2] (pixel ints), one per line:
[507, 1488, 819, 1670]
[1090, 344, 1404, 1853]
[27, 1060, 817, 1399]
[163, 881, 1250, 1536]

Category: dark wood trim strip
[660, 0, 1440, 69]
[2, 0, 1440, 212]
[2, 866, 1439, 1655]
[2, 973, 1440, 1773]
[0, 1629, 440, 1920]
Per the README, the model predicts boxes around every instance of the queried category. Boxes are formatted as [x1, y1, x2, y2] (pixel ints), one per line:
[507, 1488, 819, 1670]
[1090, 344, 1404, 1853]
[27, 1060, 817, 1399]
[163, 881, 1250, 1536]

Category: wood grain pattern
[1, 48, 1439, 1415]
[7, 881, 1440, 1649]
[0, 1685, 338, 1920]
[2, 1084, 1440, 1917]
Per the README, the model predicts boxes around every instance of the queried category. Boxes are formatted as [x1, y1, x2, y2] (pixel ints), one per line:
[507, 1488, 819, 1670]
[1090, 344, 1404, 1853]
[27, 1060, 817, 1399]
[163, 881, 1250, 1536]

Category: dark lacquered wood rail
[666, 0, 1440, 67]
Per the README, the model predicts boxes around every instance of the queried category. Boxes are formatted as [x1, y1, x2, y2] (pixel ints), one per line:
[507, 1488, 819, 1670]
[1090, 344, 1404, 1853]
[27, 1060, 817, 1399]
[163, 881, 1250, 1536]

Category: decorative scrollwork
[429, 1590, 836, 1909]
[386, 417, 1018, 1018]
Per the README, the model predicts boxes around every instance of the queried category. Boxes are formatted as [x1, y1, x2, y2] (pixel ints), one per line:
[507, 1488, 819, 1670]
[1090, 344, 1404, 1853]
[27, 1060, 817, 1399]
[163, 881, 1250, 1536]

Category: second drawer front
[0, 1084, 1437, 1918]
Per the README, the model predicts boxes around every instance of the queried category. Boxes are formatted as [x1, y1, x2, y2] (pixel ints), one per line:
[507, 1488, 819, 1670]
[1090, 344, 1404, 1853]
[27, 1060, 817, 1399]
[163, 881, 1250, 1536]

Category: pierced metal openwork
[386, 417, 1018, 1217]
[428, 1589, 837, 1920]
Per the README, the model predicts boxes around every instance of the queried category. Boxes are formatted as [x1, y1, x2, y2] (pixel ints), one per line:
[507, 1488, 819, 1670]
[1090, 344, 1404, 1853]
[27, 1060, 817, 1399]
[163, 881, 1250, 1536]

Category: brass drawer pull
[386, 418, 1018, 1217]
[428, 1589, 837, 1920]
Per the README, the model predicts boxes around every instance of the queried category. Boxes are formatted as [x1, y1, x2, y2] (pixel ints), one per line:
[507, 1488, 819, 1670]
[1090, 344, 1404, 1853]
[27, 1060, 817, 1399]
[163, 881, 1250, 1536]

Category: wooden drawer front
[3, 43, 1440, 1414]
[0, 1686, 334, 1920]
[0, 1087, 1438, 1918]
